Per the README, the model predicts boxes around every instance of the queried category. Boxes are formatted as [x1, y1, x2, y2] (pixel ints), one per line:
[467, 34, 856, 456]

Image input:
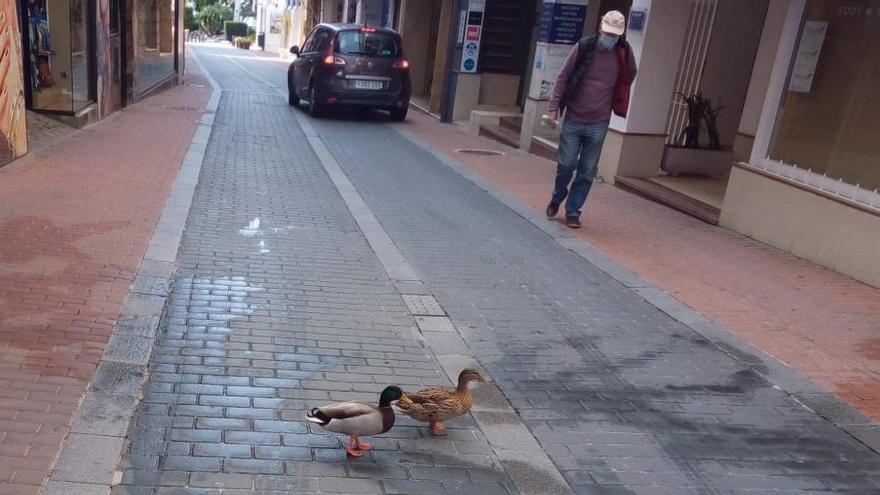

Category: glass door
[24, 0, 94, 113]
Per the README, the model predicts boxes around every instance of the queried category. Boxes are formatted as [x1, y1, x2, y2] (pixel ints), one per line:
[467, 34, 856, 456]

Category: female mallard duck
[306, 385, 403, 457]
[395, 369, 485, 436]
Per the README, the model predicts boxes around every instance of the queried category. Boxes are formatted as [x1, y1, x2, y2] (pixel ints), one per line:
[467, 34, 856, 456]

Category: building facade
[0, 0, 185, 167]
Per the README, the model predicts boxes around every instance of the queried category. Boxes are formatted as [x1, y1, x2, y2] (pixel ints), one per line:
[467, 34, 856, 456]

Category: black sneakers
[565, 216, 581, 228]
[546, 202, 560, 218]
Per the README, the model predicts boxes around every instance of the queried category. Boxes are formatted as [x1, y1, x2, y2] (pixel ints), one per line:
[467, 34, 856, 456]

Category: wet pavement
[110, 44, 880, 495]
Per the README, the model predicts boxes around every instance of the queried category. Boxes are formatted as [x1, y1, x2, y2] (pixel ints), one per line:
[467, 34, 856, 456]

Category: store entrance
[20, 0, 95, 114]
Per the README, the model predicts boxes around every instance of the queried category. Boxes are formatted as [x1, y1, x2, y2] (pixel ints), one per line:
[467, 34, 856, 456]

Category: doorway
[21, 0, 97, 114]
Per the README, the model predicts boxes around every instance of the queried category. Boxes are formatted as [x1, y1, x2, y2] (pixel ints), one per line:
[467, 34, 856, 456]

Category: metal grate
[455, 148, 505, 156]
[664, 0, 718, 146]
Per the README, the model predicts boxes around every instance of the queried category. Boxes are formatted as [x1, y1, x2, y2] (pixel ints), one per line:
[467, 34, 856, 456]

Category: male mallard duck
[306, 385, 403, 457]
[395, 369, 485, 436]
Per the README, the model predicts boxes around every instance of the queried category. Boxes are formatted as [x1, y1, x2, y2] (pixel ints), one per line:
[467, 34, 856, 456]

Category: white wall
[614, 0, 690, 134]
[737, 0, 790, 137]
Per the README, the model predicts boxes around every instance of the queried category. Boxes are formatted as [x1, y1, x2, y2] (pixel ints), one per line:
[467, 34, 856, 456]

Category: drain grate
[164, 105, 200, 112]
[455, 148, 505, 156]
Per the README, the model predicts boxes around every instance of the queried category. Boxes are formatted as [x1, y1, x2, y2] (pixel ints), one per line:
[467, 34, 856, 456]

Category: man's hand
[548, 110, 559, 128]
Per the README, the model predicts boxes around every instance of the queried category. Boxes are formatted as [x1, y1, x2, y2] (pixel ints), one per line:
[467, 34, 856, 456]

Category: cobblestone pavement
[0, 65, 210, 495]
[114, 45, 880, 494]
[307, 116, 880, 495]
[243, 47, 880, 491]
[113, 46, 518, 495]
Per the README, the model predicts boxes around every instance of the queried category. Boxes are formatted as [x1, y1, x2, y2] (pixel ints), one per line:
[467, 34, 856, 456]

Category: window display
[768, 0, 880, 191]
[137, 0, 176, 92]
[25, 0, 93, 112]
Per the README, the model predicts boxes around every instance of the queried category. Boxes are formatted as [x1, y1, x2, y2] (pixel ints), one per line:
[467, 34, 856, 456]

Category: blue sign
[628, 10, 647, 31]
[463, 58, 476, 71]
[538, 2, 588, 45]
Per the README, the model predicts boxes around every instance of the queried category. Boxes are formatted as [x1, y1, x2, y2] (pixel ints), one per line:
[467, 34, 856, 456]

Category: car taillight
[324, 55, 346, 65]
[393, 59, 410, 70]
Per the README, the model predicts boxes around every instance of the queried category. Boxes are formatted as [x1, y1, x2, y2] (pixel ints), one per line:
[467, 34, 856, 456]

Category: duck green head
[379, 385, 404, 407]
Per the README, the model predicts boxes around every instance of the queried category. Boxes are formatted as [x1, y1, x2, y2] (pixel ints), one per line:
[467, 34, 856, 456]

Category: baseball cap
[601, 10, 626, 36]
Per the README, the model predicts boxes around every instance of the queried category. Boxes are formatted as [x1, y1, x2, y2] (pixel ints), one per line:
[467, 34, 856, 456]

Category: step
[614, 176, 721, 225]
[499, 115, 523, 133]
[479, 124, 520, 149]
[529, 135, 558, 162]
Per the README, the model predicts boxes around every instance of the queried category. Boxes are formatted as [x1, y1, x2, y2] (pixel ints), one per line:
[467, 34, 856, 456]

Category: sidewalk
[402, 111, 880, 423]
[0, 67, 210, 494]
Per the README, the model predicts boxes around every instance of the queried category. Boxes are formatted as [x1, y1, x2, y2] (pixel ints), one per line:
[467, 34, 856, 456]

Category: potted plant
[661, 92, 734, 177]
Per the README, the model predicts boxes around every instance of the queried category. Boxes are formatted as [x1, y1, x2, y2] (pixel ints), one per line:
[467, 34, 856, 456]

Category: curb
[392, 125, 880, 455]
[41, 49, 221, 495]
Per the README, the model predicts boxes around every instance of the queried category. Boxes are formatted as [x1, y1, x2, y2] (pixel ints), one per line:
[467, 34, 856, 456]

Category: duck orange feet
[428, 421, 447, 436]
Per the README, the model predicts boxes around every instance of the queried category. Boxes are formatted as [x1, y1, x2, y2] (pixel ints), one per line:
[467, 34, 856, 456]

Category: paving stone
[318, 476, 383, 494]
[52, 434, 125, 484]
[188, 472, 254, 489]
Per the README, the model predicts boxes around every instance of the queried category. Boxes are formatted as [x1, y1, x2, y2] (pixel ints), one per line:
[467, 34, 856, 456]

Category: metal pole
[440, 0, 463, 123]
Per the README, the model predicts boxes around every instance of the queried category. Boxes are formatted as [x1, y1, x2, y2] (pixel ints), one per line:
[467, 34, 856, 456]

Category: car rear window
[335, 31, 401, 58]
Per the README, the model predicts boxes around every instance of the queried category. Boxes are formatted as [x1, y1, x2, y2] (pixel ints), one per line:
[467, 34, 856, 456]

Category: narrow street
[110, 44, 880, 494]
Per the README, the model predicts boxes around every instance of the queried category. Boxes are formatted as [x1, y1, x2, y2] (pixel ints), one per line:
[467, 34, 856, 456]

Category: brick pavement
[401, 111, 880, 423]
[0, 67, 210, 494]
[113, 58, 518, 494]
[310, 114, 880, 493]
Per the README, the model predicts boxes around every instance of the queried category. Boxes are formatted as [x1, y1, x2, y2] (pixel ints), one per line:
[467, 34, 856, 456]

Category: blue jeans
[551, 119, 609, 218]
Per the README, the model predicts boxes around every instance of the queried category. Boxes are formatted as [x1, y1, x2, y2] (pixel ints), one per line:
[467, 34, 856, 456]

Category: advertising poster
[529, 0, 587, 99]
[0, 0, 27, 165]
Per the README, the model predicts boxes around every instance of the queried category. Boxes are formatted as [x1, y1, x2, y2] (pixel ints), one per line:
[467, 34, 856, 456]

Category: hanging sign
[538, 0, 588, 45]
[459, 0, 485, 73]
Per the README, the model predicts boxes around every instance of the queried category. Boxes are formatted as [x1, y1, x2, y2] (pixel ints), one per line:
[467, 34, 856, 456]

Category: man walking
[546, 10, 637, 228]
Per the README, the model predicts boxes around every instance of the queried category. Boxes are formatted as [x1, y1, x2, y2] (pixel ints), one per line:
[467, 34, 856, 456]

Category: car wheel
[309, 85, 323, 117]
[288, 86, 300, 107]
[390, 106, 408, 122]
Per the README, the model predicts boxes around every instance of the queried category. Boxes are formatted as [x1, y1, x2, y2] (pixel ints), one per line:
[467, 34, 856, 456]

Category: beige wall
[720, 166, 880, 289]
[698, 0, 767, 149]
[478, 73, 520, 107]
[597, 129, 667, 181]
[398, 0, 433, 96]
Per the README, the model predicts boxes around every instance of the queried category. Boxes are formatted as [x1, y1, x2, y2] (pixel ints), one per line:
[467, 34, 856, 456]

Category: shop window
[25, 0, 93, 112]
[137, 0, 176, 92]
[768, 0, 880, 191]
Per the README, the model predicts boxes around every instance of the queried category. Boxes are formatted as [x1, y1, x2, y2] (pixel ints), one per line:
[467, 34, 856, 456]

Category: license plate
[353, 80, 383, 90]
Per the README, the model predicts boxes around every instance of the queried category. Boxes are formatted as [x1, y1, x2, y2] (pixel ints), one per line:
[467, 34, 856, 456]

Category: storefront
[21, 0, 94, 114]
[0, 0, 185, 167]
[18, 0, 182, 123]
[721, 0, 880, 287]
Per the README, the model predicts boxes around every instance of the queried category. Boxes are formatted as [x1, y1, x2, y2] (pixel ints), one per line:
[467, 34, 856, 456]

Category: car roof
[318, 23, 400, 36]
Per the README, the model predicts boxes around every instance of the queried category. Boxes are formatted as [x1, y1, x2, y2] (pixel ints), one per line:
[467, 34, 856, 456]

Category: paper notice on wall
[789, 21, 828, 94]
[528, 42, 572, 99]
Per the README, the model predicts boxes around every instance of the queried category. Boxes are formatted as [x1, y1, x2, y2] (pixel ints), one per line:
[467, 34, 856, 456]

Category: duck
[395, 369, 485, 436]
[305, 385, 403, 457]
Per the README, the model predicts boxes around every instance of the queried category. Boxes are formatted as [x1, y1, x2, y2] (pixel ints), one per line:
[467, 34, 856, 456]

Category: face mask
[598, 33, 618, 50]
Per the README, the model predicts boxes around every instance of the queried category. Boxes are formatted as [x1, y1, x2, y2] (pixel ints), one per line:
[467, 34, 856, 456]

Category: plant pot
[661, 146, 734, 177]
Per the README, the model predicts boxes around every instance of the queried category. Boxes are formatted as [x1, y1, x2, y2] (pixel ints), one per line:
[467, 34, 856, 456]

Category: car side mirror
[290, 46, 300, 55]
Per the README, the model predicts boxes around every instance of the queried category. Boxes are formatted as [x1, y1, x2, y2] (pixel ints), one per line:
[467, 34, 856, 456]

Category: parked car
[287, 24, 411, 121]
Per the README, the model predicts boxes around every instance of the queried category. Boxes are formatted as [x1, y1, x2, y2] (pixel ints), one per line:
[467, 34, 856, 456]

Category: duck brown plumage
[395, 369, 485, 436]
